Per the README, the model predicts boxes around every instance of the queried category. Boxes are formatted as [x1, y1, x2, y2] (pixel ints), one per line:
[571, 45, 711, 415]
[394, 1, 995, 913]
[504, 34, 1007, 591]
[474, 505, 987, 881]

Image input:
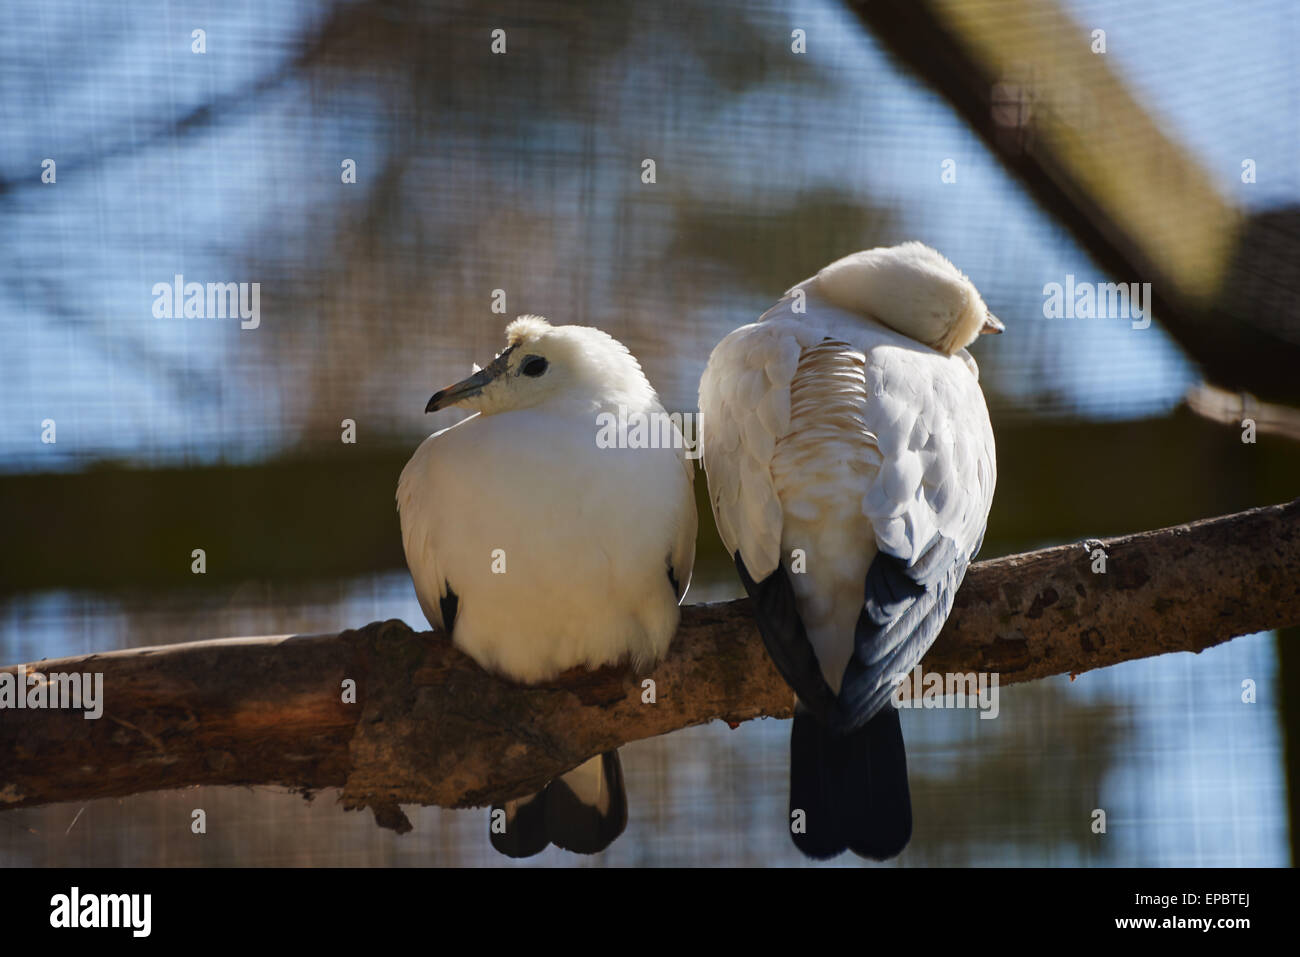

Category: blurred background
[2, 0, 1298, 866]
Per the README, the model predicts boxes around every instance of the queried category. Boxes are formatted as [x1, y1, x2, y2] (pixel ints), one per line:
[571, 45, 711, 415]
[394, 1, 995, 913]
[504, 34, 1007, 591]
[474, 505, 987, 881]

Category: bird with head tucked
[699, 242, 1000, 860]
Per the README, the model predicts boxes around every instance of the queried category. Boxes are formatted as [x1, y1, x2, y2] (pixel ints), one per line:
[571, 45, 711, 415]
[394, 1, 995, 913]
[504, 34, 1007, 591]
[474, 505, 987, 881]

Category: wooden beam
[850, 0, 1300, 402]
[1185, 383, 1300, 443]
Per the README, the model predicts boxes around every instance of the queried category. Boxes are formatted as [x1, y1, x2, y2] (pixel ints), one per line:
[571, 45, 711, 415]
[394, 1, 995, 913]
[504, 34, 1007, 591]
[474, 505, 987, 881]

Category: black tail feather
[545, 750, 627, 855]
[734, 553, 840, 725]
[489, 791, 550, 858]
[790, 707, 912, 861]
[489, 751, 627, 858]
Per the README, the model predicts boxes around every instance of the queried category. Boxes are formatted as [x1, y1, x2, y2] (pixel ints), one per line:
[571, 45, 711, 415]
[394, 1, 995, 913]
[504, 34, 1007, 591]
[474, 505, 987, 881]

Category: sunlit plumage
[398, 316, 697, 857]
[699, 242, 999, 859]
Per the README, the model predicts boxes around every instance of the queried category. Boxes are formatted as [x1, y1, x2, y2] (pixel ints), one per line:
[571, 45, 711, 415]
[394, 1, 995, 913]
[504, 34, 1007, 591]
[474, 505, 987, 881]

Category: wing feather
[396, 431, 452, 631]
[669, 454, 698, 604]
[837, 343, 996, 729]
[699, 319, 813, 579]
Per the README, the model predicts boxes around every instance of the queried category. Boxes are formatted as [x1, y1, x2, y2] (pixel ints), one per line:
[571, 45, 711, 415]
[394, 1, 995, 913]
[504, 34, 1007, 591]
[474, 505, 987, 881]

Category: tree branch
[2, 501, 1298, 829]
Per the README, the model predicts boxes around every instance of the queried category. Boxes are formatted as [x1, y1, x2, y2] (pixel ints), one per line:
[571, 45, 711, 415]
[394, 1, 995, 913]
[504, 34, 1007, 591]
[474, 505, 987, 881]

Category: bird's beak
[425, 348, 514, 412]
[980, 313, 1005, 335]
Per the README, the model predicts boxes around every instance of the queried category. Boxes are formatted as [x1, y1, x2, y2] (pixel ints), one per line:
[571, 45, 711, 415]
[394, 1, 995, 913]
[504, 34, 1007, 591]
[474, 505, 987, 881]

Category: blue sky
[1, 0, 1294, 469]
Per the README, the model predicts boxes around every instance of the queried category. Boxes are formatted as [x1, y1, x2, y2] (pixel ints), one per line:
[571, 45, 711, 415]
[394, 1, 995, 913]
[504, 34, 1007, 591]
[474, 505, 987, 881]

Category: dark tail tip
[490, 791, 551, 858]
[488, 752, 628, 857]
[545, 750, 628, 855]
[789, 707, 912, 861]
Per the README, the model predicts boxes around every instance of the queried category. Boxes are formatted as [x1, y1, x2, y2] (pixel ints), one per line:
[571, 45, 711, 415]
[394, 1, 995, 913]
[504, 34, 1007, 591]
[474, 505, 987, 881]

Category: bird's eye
[521, 356, 548, 377]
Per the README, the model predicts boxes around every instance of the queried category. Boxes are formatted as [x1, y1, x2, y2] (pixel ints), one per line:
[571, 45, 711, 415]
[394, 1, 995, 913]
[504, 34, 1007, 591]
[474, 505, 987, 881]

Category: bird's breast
[400, 407, 690, 682]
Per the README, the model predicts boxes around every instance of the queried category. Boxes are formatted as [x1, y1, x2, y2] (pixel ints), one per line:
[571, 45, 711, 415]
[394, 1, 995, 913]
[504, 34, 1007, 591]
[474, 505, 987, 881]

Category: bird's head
[425, 315, 656, 416]
[811, 241, 1003, 355]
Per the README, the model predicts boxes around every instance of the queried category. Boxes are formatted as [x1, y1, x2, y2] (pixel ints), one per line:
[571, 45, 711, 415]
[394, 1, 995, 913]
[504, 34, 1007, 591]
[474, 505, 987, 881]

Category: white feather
[700, 244, 997, 692]
[398, 322, 697, 683]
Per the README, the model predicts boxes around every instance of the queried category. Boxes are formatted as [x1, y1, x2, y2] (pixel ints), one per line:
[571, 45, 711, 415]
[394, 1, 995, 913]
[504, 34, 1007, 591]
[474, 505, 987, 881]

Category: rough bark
[2, 500, 1297, 829]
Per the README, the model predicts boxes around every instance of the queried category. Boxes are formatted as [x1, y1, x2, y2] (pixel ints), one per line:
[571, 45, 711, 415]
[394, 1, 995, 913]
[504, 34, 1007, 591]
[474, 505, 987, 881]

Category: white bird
[698, 242, 999, 859]
[397, 316, 697, 857]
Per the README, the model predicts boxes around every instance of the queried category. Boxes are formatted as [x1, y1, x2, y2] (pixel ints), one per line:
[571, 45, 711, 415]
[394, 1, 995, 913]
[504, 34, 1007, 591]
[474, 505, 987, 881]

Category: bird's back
[702, 288, 995, 704]
[700, 243, 999, 859]
[769, 335, 879, 692]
